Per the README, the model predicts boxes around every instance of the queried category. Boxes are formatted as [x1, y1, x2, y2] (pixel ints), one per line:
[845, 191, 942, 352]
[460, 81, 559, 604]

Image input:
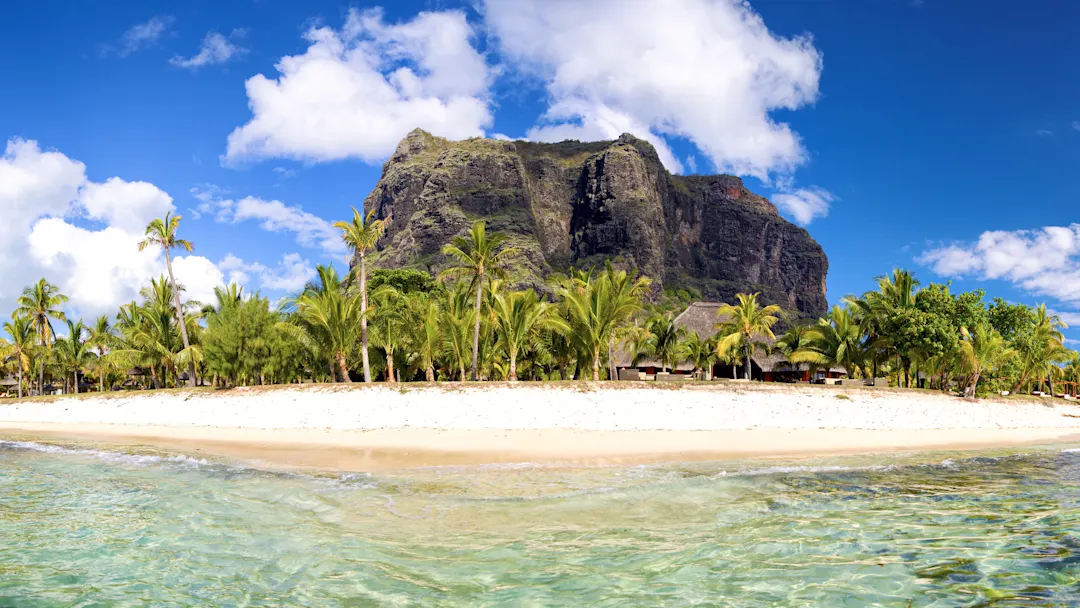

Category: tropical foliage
[0, 211, 1076, 402]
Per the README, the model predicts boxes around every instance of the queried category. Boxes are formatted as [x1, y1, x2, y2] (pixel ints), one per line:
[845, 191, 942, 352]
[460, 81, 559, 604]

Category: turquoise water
[3, 441, 1080, 606]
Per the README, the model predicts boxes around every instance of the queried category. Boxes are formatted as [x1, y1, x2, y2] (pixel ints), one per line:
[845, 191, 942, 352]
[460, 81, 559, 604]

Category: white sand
[0, 383, 1078, 431]
[2, 384, 1079, 469]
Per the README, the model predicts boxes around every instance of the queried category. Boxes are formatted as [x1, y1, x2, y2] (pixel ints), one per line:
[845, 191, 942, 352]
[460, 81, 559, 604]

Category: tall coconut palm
[289, 265, 364, 382]
[333, 207, 388, 383]
[409, 294, 442, 382]
[958, 323, 1013, 399]
[439, 221, 518, 381]
[3, 316, 34, 398]
[138, 213, 197, 387]
[715, 293, 782, 381]
[561, 264, 650, 381]
[15, 279, 68, 395]
[55, 319, 94, 394]
[88, 315, 114, 393]
[1011, 305, 1068, 394]
[369, 285, 409, 383]
[491, 289, 568, 381]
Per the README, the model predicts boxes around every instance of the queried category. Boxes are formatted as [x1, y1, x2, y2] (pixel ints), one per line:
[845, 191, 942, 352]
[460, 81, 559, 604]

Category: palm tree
[55, 319, 94, 394]
[138, 212, 197, 387]
[491, 289, 568, 381]
[333, 207, 388, 383]
[683, 332, 718, 380]
[776, 323, 820, 380]
[369, 285, 409, 382]
[715, 293, 782, 381]
[560, 264, 650, 381]
[88, 315, 114, 393]
[1065, 352, 1080, 398]
[637, 313, 686, 373]
[1012, 305, 1068, 394]
[797, 306, 866, 380]
[439, 221, 518, 380]
[15, 279, 68, 395]
[958, 323, 1013, 399]
[289, 265, 364, 382]
[3, 316, 34, 398]
[409, 294, 442, 382]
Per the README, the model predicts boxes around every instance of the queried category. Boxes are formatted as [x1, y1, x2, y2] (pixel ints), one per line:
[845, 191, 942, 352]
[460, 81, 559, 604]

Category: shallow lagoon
[2, 439, 1080, 606]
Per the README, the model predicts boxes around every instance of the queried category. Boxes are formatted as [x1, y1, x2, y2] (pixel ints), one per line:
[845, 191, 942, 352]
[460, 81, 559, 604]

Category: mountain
[362, 129, 829, 318]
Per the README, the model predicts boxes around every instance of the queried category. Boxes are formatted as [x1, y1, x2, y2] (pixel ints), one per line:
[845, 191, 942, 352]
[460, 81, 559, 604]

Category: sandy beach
[2, 383, 1079, 470]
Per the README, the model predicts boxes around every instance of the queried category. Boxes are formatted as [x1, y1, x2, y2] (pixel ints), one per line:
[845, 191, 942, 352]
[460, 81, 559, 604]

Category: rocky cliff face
[363, 129, 828, 318]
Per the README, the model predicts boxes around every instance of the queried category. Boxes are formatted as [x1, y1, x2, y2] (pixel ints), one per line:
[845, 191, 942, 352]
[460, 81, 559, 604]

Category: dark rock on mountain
[361, 129, 828, 318]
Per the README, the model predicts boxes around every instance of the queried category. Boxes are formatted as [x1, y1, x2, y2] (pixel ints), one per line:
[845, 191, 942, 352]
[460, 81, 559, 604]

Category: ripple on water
[2, 439, 1080, 605]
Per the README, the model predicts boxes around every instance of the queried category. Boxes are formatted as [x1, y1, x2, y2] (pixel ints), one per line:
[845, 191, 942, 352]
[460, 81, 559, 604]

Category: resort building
[616, 302, 846, 382]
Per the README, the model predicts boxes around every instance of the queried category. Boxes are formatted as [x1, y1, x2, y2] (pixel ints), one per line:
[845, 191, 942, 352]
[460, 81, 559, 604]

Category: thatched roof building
[617, 301, 845, 379]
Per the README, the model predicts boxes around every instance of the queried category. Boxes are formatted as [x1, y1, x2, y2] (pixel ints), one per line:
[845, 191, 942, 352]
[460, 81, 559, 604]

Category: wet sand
[2, 422, 1078, 472]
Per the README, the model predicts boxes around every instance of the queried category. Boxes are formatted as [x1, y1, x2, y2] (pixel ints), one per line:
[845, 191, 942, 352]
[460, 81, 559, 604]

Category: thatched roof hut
[617, 301, 845, 377]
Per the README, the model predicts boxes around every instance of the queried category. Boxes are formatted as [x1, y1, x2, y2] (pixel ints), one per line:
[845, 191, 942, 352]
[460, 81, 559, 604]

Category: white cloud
[919, 224, 1080, 303]
[0, 138, 226, 320]
[771, 186, 834, 225]
[1072, 121, 1080, 132]
[1049, 310, 1080, 327]
[527, 101, 684, 173]
[220, 253, 316, 293]
[1036, 129, 1054, 137]
[119, 16, 174, 56]
[170, 30, 247, 70]
[224, 7, 493, 165]
[79, 177, 173, 233]
[483, 0, 822, 180]
[192, 187, 345, 256]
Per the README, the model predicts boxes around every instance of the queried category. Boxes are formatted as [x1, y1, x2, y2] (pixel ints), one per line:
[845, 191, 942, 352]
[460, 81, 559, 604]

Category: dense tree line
[0, 211, 1075, 400]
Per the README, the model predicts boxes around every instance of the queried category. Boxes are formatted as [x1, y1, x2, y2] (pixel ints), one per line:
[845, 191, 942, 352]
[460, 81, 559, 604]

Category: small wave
[0, 439, 382, 488]
[0, 439, 210, 467]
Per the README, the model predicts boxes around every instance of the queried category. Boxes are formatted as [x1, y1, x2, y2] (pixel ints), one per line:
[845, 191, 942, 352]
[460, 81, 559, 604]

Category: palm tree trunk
[592, 346, 601, 381]
[73, 370, 78, 394]
[17, 365, 22, 399]
[360, 252, 372, 383]
[99, 353, 104, 393]
[608, 332, 616, 381]
[163, 249, 196, 388]
[336, 350, 350, 383]
[509, 349, 518, 382]
[471, 276, 482, 381]
[386, 350, 396, 383]
[744, 341, 752, 381]
[425, 362, 435, 382]
[965, 372, 980, 399]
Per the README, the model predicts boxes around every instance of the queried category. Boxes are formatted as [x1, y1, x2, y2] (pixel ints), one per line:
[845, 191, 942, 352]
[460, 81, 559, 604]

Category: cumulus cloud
[118, 16, 174, 56]
[224, 7, 492, 164]
[0, 138, 226, 320]
[170, 30, 248, 70]
[919, 224, 1080, 303]
[219, 253, 316, 293]
[771, 186, 834, 225]
[192, 187, 345, 255]
[482, 0, 822, 179]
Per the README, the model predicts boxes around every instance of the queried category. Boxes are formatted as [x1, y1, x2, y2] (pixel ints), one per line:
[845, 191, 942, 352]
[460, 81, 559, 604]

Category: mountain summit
[362, 129, 828, 318]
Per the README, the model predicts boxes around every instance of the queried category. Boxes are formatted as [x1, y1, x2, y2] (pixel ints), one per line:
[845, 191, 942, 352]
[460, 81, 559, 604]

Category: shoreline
[3, 384, 1080, 471]
[1, 424, 1078, 472]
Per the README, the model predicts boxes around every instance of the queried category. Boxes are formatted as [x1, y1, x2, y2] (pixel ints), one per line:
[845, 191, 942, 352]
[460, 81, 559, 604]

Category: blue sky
[1, 0, 1079, 343]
